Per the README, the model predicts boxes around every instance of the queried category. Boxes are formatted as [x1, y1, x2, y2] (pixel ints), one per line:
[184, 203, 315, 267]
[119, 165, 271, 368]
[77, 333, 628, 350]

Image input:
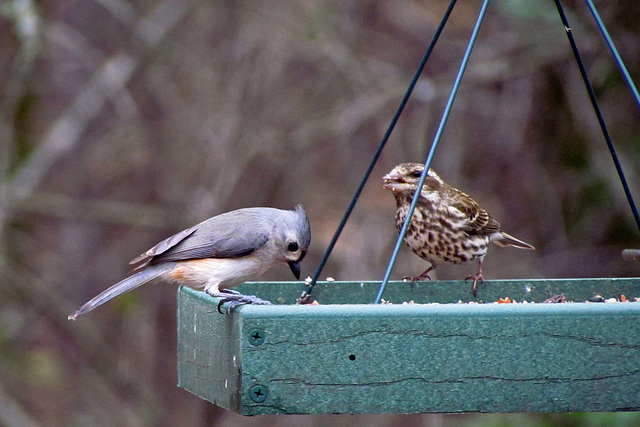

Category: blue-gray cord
[585, 0, 640, 112]
[374, 0, 491, 304]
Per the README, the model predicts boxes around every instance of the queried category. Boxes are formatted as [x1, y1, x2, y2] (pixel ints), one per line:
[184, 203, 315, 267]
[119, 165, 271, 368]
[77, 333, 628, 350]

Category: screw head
[248, 329, 265, 346]
[249, 385, 268, 403]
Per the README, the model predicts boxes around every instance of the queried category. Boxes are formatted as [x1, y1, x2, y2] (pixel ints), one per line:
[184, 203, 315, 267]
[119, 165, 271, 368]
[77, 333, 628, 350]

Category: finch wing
[451, 190, 501, 236]
[131, 211, 270, 267]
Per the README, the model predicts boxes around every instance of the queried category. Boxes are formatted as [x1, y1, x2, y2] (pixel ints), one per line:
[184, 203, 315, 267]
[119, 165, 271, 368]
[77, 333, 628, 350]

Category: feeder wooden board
[177, 279, 640, 415]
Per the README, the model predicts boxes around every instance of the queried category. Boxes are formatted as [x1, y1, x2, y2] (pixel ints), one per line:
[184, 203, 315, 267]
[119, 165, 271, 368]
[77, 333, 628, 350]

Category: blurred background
[1, 0, 640, 425]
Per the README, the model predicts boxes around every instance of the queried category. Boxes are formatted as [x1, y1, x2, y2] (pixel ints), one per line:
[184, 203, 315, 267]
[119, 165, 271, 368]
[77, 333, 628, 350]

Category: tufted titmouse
[68, 205, 311, 320]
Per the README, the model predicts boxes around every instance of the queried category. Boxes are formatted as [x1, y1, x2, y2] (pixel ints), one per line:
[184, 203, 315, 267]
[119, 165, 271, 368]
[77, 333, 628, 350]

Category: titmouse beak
[288, 260, 301, 280]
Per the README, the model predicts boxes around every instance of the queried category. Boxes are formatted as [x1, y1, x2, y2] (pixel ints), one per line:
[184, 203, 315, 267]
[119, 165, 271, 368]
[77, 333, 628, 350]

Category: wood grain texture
[177, 279, 640, 415]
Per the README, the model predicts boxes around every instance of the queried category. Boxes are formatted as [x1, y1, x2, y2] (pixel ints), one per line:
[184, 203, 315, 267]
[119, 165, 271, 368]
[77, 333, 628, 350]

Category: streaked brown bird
[383, 163, 534, 296]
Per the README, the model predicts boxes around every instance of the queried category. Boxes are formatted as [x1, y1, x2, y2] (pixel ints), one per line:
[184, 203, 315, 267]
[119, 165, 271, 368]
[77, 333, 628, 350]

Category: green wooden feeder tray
[177, 278, 640, 415]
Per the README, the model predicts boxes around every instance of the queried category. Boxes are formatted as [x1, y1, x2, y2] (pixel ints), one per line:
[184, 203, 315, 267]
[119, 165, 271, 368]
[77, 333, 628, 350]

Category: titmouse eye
[287, 242, 299, 252]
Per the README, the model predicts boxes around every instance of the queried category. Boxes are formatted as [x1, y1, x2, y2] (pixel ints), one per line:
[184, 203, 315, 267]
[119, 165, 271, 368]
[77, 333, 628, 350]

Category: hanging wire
[585, 0, 640, 112]
[297, 0, 459, 304]
[554, 0, 640, 233]
[374, 0, 491, 304]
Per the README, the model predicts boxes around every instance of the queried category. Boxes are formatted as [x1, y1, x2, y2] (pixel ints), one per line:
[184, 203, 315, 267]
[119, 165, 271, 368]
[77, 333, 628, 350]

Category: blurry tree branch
[0, 0, 43, 292]
[0, 3, 189, 421]
[10, 54, 136, 198]
[92, 0, 137, 27]
[0, 382, 39, 427]
[8, 188, 193, 229]
[0, 0, 41, 179]
[0, 0, 188, 239]
[4, 263, 162, 426]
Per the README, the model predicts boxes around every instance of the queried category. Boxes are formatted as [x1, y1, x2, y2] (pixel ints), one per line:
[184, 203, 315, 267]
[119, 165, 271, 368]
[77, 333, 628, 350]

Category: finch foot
[465, 261, 485, 298]
[402, 274, 431, 283]
[465, 273, 485, 298]
[213, 291, 272, 316]
[403, 267, 434, 283]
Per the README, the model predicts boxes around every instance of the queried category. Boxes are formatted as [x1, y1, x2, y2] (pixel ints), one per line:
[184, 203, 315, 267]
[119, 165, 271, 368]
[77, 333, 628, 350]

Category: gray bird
[68, 205, 311, 320]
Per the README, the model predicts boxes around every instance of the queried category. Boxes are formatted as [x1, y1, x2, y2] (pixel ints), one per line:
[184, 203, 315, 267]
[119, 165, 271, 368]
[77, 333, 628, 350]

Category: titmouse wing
[130, 223, 200, 267]
[132, 210, 271, 267]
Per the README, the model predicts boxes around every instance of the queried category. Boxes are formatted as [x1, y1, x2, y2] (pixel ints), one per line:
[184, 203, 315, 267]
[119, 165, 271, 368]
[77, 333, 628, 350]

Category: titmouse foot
[214, 291, 272, 316]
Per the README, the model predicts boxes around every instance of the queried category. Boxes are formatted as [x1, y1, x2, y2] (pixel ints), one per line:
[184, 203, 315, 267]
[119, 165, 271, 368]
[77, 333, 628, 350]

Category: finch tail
[491, 232, 535, 250]
[68, 263, 176, 320]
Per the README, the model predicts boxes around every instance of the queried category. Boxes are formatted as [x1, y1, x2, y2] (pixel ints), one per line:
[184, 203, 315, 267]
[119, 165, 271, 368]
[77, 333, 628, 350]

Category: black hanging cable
[297, 0, 459, 304]
[554, 0, 640, 232]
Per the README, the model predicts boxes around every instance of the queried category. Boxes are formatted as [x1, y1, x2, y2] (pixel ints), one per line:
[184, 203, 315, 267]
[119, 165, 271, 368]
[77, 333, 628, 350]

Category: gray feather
[69, 206, 311, 320]
[142, 209, 275, 266]
[130, 205, 309, 268]
[130, 225, 199, 267]
[68, 263, 175, 320]
[131, 210, 276, 267]
[291, 204, 311, 252]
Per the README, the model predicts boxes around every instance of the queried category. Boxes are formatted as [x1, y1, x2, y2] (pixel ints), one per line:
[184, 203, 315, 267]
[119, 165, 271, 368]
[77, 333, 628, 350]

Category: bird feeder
[177, 279, 640, 415]
[177, 0, 640, 415]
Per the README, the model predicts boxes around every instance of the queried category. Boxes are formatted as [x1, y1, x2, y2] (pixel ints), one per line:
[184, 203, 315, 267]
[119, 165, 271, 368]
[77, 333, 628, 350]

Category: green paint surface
[178, 279, 640, 415]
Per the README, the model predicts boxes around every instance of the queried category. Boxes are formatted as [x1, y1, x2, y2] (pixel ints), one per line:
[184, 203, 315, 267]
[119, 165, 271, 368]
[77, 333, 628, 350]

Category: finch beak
[383, 172, 403, 191]
[288, 260, 301, 280]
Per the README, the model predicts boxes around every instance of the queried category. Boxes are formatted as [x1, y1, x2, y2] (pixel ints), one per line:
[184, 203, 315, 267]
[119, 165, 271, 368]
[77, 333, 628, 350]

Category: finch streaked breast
[383, 163, 534, 296]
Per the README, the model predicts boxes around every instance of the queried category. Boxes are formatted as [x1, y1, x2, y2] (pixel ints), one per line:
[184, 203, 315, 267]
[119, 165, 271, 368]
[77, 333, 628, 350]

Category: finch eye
[411, 170, 423, 178]
[288, 242, 299, 252]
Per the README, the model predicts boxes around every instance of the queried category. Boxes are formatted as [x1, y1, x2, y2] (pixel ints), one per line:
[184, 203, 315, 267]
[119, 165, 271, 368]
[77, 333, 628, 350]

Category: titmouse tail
[68, 263, 176, 320]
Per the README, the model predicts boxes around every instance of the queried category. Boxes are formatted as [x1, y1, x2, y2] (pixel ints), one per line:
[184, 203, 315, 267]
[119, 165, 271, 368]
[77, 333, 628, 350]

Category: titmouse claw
[216, 292, 272, 316]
